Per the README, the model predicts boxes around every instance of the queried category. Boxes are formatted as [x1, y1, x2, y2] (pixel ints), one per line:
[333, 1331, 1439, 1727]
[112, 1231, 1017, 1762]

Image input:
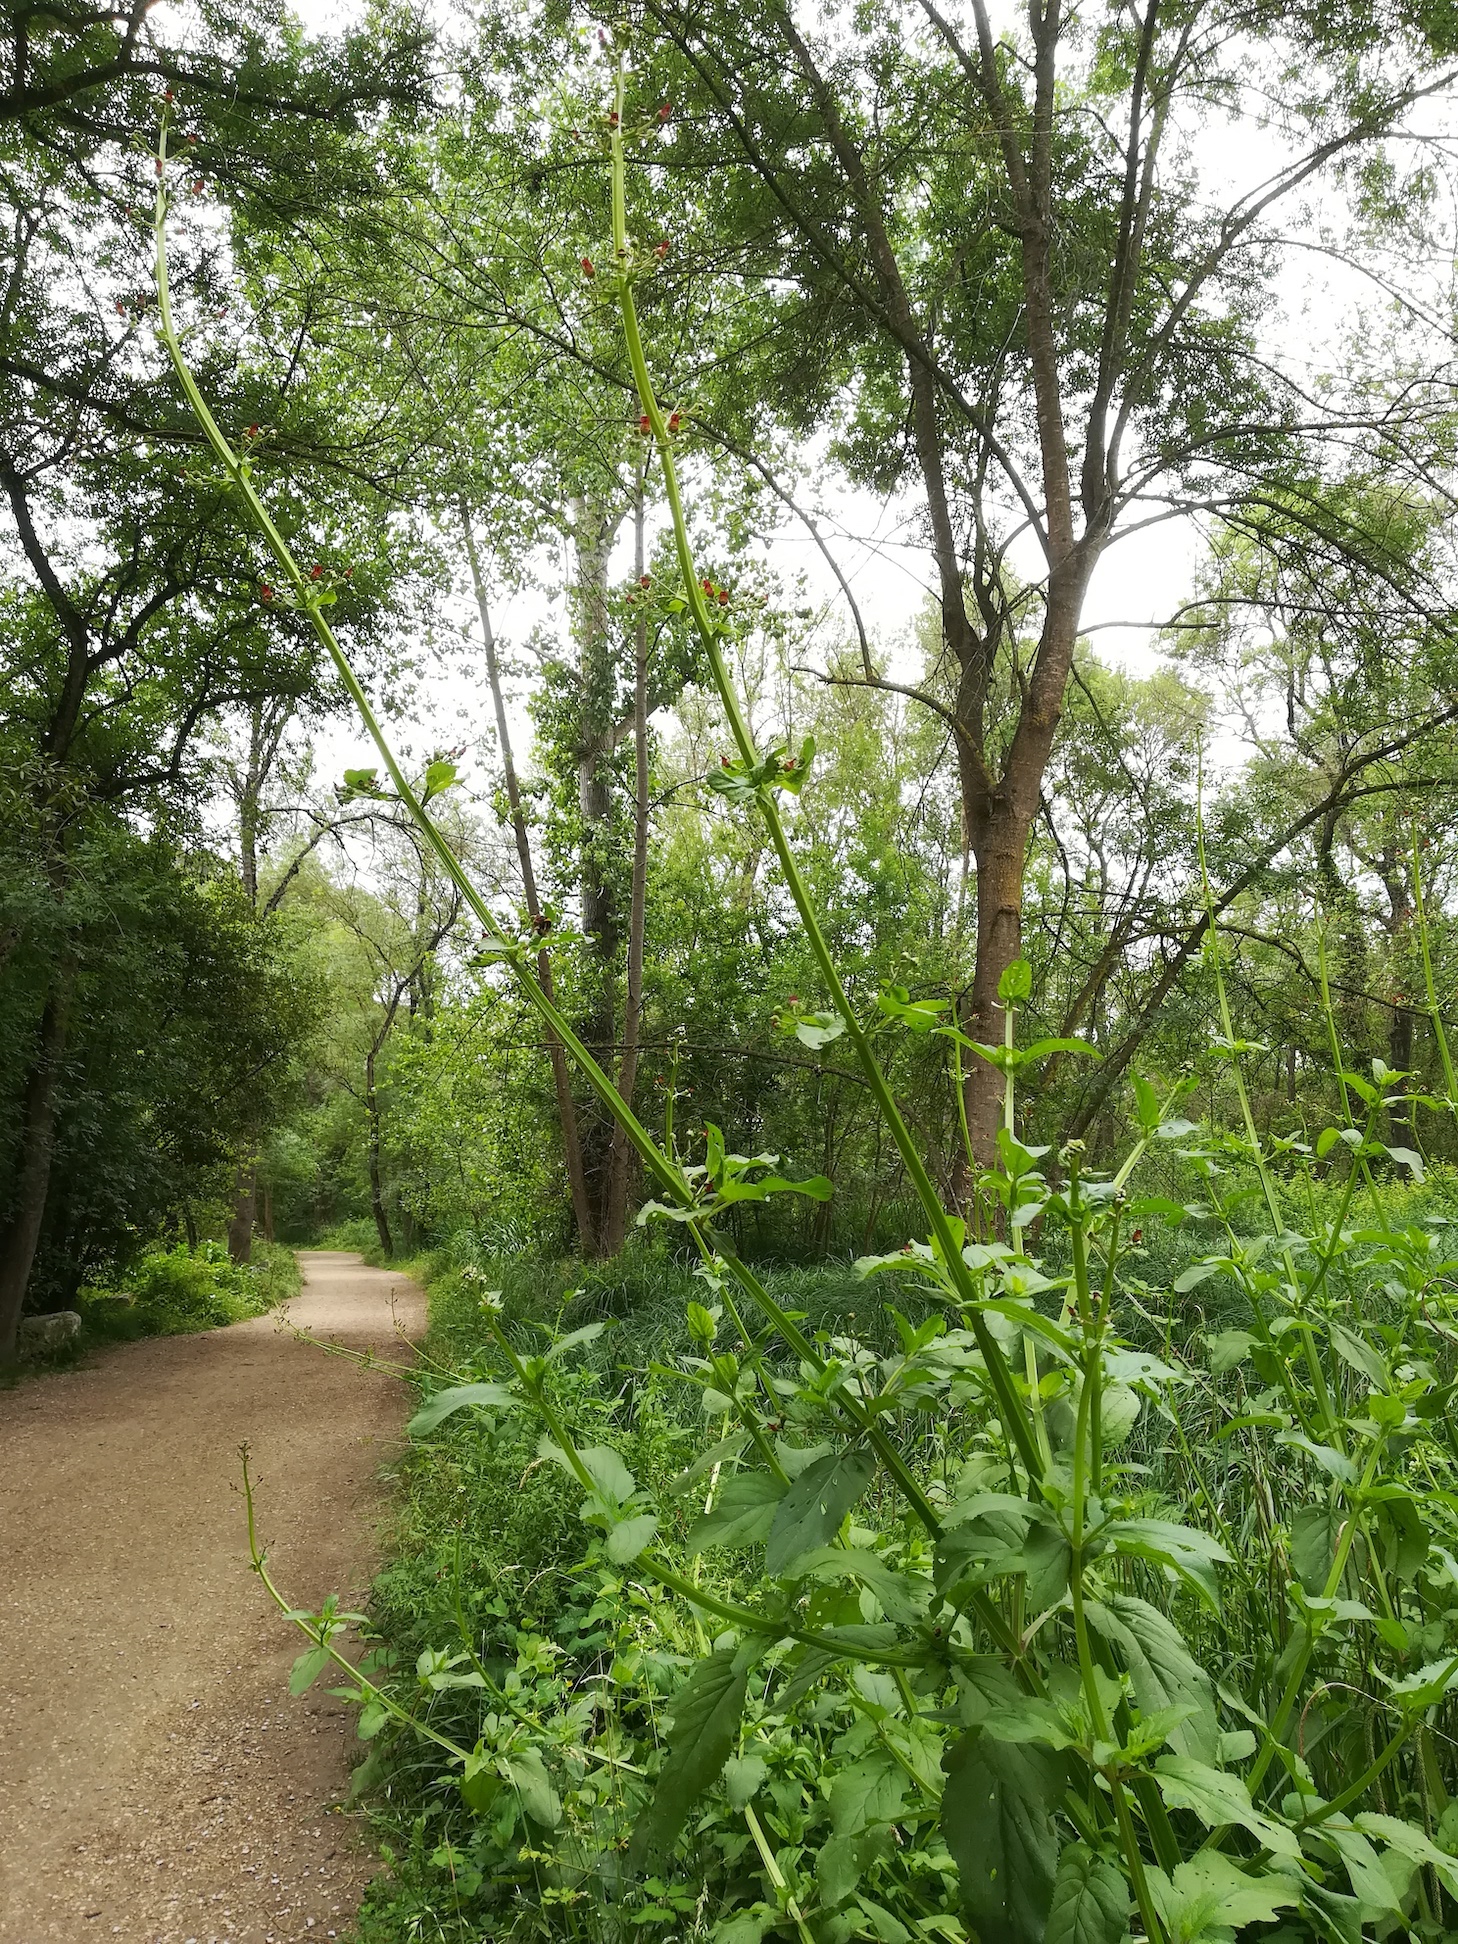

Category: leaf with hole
[941, 1730, 1062, 1944]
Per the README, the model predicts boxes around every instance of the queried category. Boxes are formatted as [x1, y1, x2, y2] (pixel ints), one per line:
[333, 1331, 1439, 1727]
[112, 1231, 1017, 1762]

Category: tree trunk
[462, 506, 596, 1253]
[365, 1045, 393, 1259]
[572, 492, 627, 1256]
[260, 1181, 275, 1243]
[0, 984, 70, 1363]
[961, 819, 1029, 1163]
[227, 1159, 257, 1265]
[602, 476, 652, 1254]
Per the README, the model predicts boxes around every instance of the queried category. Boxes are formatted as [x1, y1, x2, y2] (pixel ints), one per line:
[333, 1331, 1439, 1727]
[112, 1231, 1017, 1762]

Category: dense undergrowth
[310, 1155, 1458, 1944]
[73, 1237, 300, 1346]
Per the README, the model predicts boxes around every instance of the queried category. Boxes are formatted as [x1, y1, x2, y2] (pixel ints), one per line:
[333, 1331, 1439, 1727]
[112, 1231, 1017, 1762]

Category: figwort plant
[158, 49, 1458, 1944]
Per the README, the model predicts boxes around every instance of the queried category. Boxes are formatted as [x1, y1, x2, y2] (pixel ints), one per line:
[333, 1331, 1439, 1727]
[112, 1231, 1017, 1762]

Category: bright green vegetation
[74, 1238, 300, 1346]
[10, 1, 1458, 1939]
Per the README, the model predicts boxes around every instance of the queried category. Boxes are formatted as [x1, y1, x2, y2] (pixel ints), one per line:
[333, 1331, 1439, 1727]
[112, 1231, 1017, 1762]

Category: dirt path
[0, 1250, 426, 1944]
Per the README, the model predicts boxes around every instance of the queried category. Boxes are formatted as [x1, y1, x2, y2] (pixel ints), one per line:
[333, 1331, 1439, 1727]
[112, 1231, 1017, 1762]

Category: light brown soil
[0, 1250, 426, 1944]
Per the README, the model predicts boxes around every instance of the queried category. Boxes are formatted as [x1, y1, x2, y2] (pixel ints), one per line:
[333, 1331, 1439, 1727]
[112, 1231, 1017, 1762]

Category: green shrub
[76, 1238, 299, 1342]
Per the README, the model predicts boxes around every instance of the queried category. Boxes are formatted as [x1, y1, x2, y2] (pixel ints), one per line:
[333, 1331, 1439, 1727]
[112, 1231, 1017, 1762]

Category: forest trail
[0, 1250, 426, 1944]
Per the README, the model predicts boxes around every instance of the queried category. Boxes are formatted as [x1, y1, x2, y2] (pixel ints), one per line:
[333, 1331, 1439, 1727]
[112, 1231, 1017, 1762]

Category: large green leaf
[1084, 1597, 1217, 1761]
[790, 1546, 928, 1624]
[1045, 1844, 1130, 1944]
[687, 1470, 786, 1553]
[764, 1447, 876, 1575]
[407, 1381, 520, 1437]
[829, 1752, 911, 1835]
[941, 1730, 1062, 1944]
[1290, 1502, 1342, 1595]
[506, 1747, 561, 1828]
[1154, 1755, 1300, 1858]
[628, 1647, 750, 1867]
[1147, 1854, 1300, 1940]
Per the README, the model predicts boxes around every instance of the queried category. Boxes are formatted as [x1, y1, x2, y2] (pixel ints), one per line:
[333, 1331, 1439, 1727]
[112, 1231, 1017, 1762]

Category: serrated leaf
[722, 1753, 768, 1809]
[1328, 1322, 1388, 1390]
[830, 1752, 910, 1835]
[1084, 1596, 1217, 1762]
[941, 1731, 1061, 1944]
[1045, 1843, 1130, 1944]
[1147, 1853, 1299, 1937]
[1154, 1755, 1300, 1857]
[764, 1447, 876, 1575]
[1207, 1329, 1256, 1374]
[628, 1648, 750, 1867]
[1290, 1502, 1341, 1596]
[606, 1513, 659, 1563]
[687, 1470, 786, 1553]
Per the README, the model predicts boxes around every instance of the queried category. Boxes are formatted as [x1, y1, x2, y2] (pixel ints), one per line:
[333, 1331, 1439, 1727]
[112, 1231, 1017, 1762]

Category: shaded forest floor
[0, 1251, 423, 1944]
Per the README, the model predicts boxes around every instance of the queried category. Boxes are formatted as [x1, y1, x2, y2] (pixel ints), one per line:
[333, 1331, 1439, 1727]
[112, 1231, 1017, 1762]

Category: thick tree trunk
[226, 1159, 257, 1265]
[0, 985, 70, 1363]
[462, 507, 596, 1252]
[602, 480, 652, 1254]
[961, 819, 1029, 1164]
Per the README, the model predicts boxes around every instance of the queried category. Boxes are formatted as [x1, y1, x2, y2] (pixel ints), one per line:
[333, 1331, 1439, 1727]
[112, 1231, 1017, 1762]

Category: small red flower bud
[344, 566, 353, 579]
[116, 301, 126, 315]
[638, 413, 651, 433]
[154, 158, 163, 176]
[260, 583, 273, 602]
[788, 994, 798, 1004]
[654, 239, 669, 259]
[246, 424, 259, 438]
[607, 111, 619, 128]
[719, 590, 730, 606]
[164, 88, 174, 103]
[597, 27, 607, 44]
[701, 578, 713, 592]
[668, 411, 682, 431]
[658, 103, 672, 121]
[1132, 1228, 1143, 1244]
[720, 756, 731, 768]
[191, 178, 204, 194]
[310, 563, 323, 581]
[186, 132, 197, 145]
[581, 256, 595, 278]
[639, 574, 651, 588]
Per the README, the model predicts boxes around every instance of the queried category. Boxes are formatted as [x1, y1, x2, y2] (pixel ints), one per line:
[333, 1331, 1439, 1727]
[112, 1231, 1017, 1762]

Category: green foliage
[75, 1238, 299, 1343]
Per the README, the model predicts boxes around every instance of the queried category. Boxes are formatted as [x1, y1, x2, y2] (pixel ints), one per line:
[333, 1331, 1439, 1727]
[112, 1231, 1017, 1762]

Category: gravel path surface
[0, 1250, 426, 1944]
